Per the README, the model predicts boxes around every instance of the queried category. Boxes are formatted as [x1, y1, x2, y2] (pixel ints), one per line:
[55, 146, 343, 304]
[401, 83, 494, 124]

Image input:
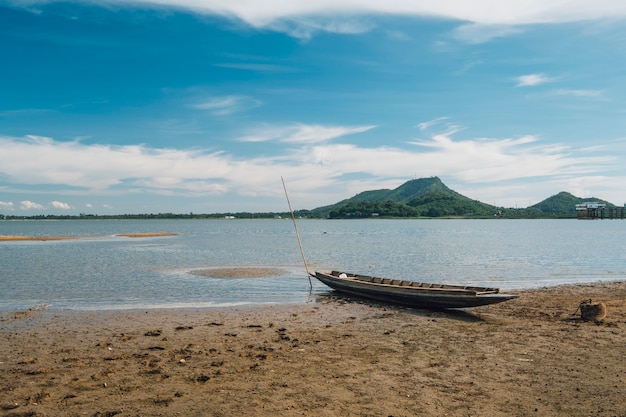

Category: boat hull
[314, 270, 518, 309]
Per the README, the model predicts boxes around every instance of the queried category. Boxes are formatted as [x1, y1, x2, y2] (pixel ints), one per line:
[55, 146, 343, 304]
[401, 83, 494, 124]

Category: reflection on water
[1, 219, 624, 310]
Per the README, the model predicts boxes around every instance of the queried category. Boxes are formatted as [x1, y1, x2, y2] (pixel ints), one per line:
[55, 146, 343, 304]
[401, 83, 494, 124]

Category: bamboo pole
[281, 176, 312, 289]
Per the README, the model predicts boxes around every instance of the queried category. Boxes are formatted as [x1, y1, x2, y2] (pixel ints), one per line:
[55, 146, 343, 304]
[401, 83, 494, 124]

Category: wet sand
[1, 281, 625, 417]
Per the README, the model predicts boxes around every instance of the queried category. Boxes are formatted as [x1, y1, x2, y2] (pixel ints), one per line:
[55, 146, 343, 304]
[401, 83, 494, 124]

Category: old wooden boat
[313, 270, 518, 309]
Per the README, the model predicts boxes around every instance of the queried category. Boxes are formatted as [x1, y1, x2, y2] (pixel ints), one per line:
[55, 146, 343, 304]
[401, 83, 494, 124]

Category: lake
[1, 218, 624, 311]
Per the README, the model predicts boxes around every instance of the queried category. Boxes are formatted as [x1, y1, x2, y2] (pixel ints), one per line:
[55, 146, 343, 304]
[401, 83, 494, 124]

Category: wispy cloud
[0, 126, 620, 210]
[239, 123, 377, 143]
[0, 108, 55, 117]
[123, 1, 626, 25]
[453, 60, 483, 76]
[417, 117, 449, 131]
[213, 63, 295, 72]
[452, 23, 523, 44]
[192, 95, 261, 116]
[0, 135, 233, 193]
[11, 1, 626, 39]
[408, 132, 613, 183]
[552, 89, 605, 99]
[267, 16, 373, 40]
[516, 73, 553, 87]
[0, 201, 14, 210]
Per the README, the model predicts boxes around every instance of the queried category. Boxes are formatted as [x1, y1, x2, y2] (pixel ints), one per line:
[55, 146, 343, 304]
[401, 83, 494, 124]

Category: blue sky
[1, 1, 626, 215]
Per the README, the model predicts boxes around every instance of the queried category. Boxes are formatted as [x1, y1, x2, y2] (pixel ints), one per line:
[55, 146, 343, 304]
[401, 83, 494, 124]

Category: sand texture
[1, 281, 625, 417]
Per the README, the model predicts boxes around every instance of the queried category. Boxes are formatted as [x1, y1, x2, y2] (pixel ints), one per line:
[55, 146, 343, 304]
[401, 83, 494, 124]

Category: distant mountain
[325, 177, 453, 205]
[310, 178, 617, 218]
[312, 177, 496, 218]
[529, 191, 615, 216]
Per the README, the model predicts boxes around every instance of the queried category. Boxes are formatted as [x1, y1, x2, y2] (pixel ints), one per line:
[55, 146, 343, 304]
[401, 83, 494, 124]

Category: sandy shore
[1, 281, 625, 417]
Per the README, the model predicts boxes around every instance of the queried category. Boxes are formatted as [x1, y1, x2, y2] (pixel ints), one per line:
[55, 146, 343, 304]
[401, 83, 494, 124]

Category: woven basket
[579, 300, 607, 322]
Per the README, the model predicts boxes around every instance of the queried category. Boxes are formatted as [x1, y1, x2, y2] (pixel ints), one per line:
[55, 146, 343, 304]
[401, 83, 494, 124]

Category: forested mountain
[310, 177, 618, 219]
[312, 177, 495, 218]
[528, 191, 614, 216]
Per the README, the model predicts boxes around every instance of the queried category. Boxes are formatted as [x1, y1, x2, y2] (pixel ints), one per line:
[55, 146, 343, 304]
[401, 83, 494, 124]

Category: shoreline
[2, 278, 624, 315]
[1, 281, 625, 416]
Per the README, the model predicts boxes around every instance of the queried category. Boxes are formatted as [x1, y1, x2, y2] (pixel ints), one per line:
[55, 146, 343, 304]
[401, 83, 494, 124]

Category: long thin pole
[281, 176, 312, 289]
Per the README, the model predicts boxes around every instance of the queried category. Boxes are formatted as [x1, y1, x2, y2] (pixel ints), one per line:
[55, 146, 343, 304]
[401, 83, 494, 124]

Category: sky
[1, 0, 626, 215]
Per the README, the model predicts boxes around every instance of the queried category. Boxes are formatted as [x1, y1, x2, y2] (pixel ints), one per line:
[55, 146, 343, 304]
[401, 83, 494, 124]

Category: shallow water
[1, 218, 625, 310]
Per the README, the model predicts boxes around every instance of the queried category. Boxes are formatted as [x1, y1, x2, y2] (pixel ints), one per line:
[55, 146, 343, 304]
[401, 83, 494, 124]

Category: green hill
[528, 191, 614, 216]
[310, 178, 618, 219]
[313, 177, 496, 218]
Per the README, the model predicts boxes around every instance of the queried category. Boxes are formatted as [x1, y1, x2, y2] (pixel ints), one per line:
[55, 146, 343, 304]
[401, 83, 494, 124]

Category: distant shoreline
[1, 214, 584, 220]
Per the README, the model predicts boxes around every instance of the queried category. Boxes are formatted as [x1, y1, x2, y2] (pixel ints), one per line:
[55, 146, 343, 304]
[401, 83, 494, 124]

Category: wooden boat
[313, 270, 518, 309]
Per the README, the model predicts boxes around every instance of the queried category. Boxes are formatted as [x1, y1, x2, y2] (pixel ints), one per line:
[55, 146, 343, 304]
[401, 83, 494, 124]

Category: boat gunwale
[316, 270, 501, 296]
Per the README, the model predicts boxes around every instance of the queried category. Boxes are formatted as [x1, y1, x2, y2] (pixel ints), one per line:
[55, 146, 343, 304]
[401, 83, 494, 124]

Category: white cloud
[51, 201, 72, 210]
[417, 117, 449, 131]
[516, 73, 552, 87]
[453, 60, 484, 76]
[239, 123, 376, 143]
[121, 0, 626, 26]
[213, 63, 293, 72]
[452, 23, 523, 44]
[0, 135, 232, 193]
[462, 174, 626, 209]
[0, 201, 14, 210]
[20, 200, 45, 210]
[0, 127, 621, 211]
[24, 134, 55, 145]
[267, 16, 373, 40]
[552, 89, 605, 99]
[408, 132, 613, 183]
[193, 95, 261, 116]
[12, 1, 626, 39]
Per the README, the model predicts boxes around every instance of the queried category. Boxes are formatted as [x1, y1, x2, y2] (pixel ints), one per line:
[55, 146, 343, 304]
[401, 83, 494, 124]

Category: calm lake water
[1, 219, 625, 311]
